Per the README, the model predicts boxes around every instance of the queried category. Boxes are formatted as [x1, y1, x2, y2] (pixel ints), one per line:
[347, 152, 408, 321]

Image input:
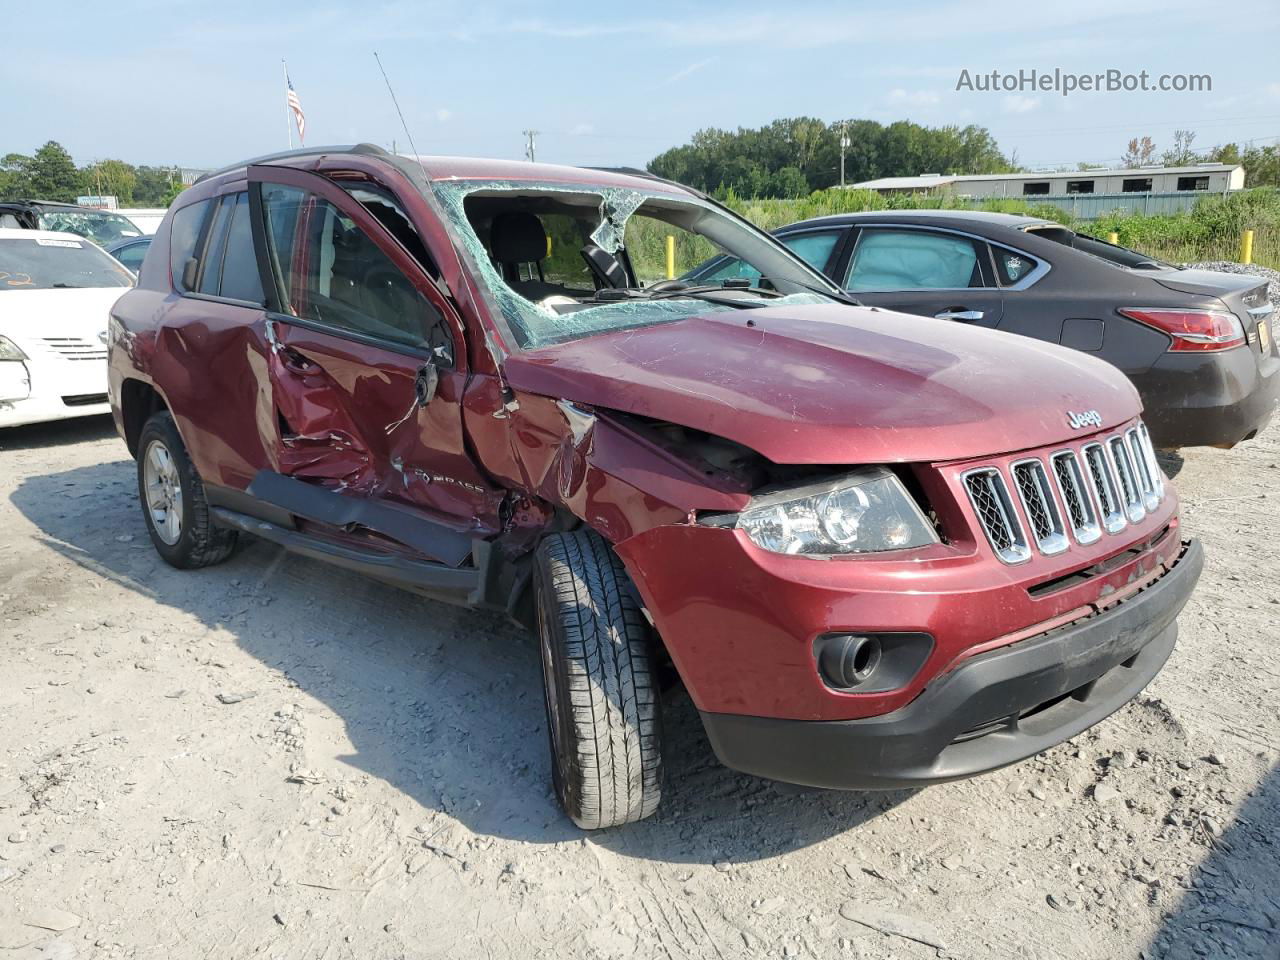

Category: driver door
[246, 165, 504, 558]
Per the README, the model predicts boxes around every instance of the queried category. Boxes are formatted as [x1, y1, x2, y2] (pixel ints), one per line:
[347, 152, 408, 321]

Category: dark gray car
[685, 210, 1277, 449]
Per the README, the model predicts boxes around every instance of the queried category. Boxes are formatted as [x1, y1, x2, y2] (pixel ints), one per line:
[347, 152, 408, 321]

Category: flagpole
[283, 60, 293, 149]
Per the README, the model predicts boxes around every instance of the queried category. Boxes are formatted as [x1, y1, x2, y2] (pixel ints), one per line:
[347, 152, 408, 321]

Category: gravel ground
[1, 377, 1278, 957]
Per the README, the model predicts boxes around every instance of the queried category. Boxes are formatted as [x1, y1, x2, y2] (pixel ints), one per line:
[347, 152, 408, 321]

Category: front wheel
[535, 530, 663, 829]
[136, 411, 237, 569]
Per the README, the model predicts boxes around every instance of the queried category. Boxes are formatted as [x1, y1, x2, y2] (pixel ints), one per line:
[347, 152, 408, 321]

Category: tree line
[1119, 130, 1280, 187]
[0, 141, 185, 206]
[645, 117, 1015, 199]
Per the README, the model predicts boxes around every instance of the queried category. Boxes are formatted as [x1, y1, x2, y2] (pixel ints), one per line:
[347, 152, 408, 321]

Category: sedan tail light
[1118, 307, 1245, 351]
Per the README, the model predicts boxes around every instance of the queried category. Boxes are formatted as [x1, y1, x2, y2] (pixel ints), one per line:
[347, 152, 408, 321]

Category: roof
[785, 209, 1054, 231]
[199, 143, 690, 196]
[0, 199, 88, 211]
[851, 163, 1243, 190]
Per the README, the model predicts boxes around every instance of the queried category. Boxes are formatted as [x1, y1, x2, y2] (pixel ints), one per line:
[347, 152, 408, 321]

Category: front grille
[963, 420, 1166, 565]
[1050, 451, 1101, 545]
[963, 468, 1031, 564]
[1108, 436, 1146, 523]
[1010, 459, 1068, 555]
[43, 337, 106, 361]
[1083, 443, 1126, 535]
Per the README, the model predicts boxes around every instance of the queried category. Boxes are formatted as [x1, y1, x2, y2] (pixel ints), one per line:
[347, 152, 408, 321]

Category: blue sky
[6, 0, 1279, 173]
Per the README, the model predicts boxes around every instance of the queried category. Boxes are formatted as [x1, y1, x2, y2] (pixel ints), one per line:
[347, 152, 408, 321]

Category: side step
[210, 507, 479, 604]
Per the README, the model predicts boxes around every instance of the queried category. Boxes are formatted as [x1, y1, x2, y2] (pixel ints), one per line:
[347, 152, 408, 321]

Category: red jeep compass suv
[107, 145, 1202, 828]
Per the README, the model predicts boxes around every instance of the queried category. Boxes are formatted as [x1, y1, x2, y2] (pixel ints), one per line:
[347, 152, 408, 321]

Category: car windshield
[36, 208, 143, 248]
[430, 179, 841, 348]
[0, 237, 135, 291]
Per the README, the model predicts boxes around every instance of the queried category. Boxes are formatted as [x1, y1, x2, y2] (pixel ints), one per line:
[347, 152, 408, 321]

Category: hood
[1, 287, 126, 351]
[502, 303, 1141, 464]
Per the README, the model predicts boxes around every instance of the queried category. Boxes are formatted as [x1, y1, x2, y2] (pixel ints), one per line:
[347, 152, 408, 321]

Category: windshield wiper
[51, 283, 84, 289]
[645, 282, 783, 308]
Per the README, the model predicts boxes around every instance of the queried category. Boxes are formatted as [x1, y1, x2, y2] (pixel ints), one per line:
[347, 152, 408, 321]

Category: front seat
[489, 212, 566, 301]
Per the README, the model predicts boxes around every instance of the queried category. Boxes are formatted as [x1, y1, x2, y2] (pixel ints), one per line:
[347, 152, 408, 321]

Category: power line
[522, 129, 539, 162]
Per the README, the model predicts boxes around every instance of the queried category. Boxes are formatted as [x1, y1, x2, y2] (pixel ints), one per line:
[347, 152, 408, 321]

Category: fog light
[818, 635, 882, 689]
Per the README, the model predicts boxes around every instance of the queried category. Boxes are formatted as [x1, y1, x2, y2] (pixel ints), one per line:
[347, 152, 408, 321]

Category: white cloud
[887, 88, 941, 107]
[569, 122, 595, 136]
[1266, 83, 1280, 100]
[659, 58, 716, 86]
[436, 108, 452, 123]
[1002, 95, 1041, 114]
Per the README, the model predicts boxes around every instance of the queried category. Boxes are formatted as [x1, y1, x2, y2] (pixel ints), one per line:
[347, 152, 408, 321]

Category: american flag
[286, 75, 306, 143]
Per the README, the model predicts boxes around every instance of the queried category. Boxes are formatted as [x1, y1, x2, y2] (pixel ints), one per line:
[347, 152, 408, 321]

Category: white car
[0, 228, 134, 428]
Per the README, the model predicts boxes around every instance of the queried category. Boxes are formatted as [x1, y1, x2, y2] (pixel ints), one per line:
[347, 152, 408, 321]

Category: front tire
[535, 530, 663, 829]
[136, 411, 237, 569]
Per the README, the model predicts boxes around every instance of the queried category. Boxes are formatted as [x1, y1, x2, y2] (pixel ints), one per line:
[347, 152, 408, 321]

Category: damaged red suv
[107, 145, 1202, 828]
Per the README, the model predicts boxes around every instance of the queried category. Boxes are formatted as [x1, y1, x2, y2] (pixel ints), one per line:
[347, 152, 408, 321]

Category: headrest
[490, 212, 547, 263]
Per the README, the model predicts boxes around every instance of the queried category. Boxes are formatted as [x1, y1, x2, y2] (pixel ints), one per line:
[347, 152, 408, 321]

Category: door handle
[934, 309, 984, 322]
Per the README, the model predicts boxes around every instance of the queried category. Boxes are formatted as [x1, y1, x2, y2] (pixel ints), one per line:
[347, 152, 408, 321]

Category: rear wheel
[535, 530, 663, 829]
[136, 412, 237, 569]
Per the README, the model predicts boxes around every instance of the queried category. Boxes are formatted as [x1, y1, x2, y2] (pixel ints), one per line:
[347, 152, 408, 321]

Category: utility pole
[523, 129, 539, 163]
[839, 120, 850, 189]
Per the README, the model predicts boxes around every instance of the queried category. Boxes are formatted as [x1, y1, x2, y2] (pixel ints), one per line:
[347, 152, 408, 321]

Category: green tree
[1161, 130, 1197, 167]
[0, 153, 34, 200]
[27, 141, 82, 201]
[134, 166, 182, 206]
[83, 159, 137, 205]
[648, 117, 1012, 198]
[769, 166, 809, 199]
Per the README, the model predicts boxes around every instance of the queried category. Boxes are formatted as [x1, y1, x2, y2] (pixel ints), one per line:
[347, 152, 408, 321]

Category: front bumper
[1135, 345, 1278, 448]
[699, 538, 1202, 789]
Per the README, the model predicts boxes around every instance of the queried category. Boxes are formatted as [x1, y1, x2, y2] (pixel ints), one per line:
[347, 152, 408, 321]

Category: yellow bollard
[665, 235, 675, 280]
[1240, 229, 1254, 265]
[1107, 231, 1119, 245]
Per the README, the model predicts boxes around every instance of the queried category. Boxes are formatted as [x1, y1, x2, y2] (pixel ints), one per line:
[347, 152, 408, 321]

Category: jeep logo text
[1067, 409, 1103, 429]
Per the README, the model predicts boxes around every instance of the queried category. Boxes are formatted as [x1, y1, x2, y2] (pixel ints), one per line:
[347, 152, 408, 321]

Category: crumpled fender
[506, 391, 750, 543]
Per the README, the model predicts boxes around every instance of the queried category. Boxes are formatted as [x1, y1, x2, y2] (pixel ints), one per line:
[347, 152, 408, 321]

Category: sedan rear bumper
[698, 538, 1202, 790]
[1136, 345, 1278, 448]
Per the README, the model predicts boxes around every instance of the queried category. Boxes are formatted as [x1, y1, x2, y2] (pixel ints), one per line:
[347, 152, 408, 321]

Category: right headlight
[0, 336, 28, 362]
[705, 468, 939, 556]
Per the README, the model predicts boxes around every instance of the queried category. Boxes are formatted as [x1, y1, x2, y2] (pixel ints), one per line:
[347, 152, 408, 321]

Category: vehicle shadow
[10, 458, 909, 861]
[1145, 763, 1280, 959]
[0, 414, 116, 451]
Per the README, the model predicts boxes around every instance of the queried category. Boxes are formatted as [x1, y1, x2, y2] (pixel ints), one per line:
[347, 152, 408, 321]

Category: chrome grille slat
[1010, 459, 1068, 555]
[963, 468, 1030, 564]
[1082, 443, 1126, 534]
[1126, 428, 1160, 512]
[1108, 436, 1146, 524]
[1050, 451, 1102, 545]
[1137, 424, 1165, 502]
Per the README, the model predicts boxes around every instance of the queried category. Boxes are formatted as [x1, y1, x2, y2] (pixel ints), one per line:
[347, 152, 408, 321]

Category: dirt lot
[0, 412, 1277, 960]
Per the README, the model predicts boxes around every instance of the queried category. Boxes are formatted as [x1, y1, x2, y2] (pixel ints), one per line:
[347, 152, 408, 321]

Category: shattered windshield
[430, 179, 838, 348]
[36, 209, 142, 248]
